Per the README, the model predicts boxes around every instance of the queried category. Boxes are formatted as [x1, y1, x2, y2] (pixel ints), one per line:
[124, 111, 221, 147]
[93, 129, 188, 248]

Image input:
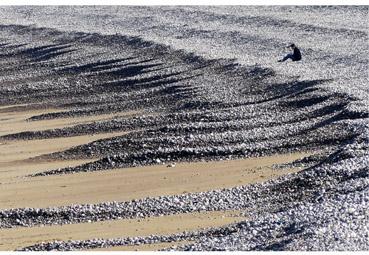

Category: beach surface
[0, 6, 367, 251]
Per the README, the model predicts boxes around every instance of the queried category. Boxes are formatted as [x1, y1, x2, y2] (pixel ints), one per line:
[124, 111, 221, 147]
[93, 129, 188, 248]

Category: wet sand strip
[0, 210, 243, 251]
[0, 152, 309, 209]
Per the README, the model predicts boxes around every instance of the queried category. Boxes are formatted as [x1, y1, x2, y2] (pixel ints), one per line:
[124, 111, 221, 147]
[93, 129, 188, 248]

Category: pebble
[0, 6, 368, 252]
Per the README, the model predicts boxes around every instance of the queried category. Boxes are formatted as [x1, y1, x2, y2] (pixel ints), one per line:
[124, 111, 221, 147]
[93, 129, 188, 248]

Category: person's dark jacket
[293, 47, 302, 61]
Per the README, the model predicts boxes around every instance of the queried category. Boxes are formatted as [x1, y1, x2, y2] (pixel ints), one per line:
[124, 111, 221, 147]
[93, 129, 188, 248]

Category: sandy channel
[0, 210, 244, 251]
[0, 105, 311, 251]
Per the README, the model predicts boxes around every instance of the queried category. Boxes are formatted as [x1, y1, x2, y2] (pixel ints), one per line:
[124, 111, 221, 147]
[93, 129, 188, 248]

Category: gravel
[0, 6, 367, 251]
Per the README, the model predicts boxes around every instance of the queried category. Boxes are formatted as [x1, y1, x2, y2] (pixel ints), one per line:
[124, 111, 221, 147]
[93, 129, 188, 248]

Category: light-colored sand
[0, 107, 138, 137]
[0, 104, 36, 111]
[0, 108, 65, 136]
[0, 131, 129, 184]
[0, 132, 128, 164]
[0, 105, 312, 251]
[0, 105, 134, 181]
[0, 152, 308, 209]
[0, 210, 243, 251]
[0, 159, 93, 183]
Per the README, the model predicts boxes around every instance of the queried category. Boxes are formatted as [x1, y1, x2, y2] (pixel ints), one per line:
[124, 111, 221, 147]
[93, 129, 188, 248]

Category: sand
[0, 210, 243, 251]
[0, 105, 311, 251]
[0, 106, 133, 180]
[0, 152, 308, 209]
[0, 107, 138, 136]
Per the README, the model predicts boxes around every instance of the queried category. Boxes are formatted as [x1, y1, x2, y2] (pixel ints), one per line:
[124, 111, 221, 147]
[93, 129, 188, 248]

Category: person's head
[289, 43, 296, 49]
